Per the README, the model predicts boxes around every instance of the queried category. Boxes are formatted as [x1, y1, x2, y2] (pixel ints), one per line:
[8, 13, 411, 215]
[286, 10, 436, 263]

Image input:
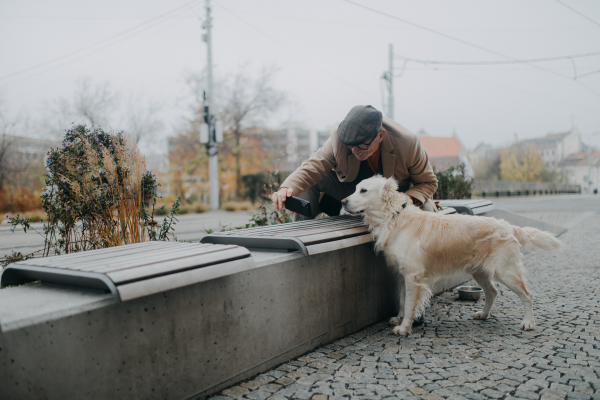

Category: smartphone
[284, 196, 312, 218]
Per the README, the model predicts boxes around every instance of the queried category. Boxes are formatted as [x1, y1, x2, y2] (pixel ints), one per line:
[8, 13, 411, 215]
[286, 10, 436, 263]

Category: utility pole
[388, 43, 394, 120]
[381, 43, 394, 119]
[202, 0, 219, 211]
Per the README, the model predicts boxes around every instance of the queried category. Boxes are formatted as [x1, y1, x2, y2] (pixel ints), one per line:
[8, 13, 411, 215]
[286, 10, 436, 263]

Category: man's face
[349, 129, 385, 161]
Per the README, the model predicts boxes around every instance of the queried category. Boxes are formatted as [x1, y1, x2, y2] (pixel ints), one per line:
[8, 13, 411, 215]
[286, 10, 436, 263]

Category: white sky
[1, 0, 600, 152]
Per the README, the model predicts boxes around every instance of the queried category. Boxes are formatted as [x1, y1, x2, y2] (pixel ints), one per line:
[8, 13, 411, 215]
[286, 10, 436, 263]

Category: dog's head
[342, 175, 408, 219]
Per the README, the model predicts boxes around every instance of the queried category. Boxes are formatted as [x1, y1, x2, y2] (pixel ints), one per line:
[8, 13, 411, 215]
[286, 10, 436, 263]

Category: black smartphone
[284, 196, 312, 218]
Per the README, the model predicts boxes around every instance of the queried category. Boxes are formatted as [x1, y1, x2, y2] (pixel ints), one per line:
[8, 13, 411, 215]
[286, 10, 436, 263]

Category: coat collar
[380, 129, 396, 178]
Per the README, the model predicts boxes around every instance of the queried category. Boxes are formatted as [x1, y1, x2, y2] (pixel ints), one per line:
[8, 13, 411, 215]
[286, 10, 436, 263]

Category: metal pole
[204, 0, 219, 211]
[388, 43, 394, 120]
[589, 142, 592, 194]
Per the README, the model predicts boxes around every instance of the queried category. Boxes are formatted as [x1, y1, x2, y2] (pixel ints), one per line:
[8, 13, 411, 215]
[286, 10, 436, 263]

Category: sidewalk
[208, 214, 600, 400]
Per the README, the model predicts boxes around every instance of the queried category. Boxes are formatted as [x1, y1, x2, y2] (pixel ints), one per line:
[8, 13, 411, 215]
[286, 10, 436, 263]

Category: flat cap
[337, 105, 383, 146]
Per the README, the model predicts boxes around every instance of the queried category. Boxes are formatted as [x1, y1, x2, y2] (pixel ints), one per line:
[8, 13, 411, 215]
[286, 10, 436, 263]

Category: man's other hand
[272, 187, 294, 211]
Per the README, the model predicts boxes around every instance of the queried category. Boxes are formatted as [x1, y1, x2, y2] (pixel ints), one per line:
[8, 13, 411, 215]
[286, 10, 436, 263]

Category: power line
[213, 1, 378, 101]
[554, 0, 600, 28]
[576, 70, 600, 79]
[394, 51, 600, 66]
[341, 0, 600, 98]
[394, 52, 600, 81]
[436, 68, 600, 113]
[0, 1, 201, 83]
[0, 15, 196, 20]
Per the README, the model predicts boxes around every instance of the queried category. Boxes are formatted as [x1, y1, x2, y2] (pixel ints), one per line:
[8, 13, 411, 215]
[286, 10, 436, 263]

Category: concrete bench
[0, 204, 477, 400]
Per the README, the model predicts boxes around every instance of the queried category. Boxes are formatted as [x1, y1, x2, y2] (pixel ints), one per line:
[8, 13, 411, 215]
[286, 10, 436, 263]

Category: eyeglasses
[348, 136, 376, 151]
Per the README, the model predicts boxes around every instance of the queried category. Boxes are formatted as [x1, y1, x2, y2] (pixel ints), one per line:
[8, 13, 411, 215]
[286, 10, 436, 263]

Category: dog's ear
[381, 177, 399, 204]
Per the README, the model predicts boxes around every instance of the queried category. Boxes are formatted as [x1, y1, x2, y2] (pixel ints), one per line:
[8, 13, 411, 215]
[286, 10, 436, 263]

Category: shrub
[154, 207, 168, 216]
[223, 204, 236, 212]
[432, 163, 473, 200]
[5, 125, 179, 259]
[0, 187, 42, 213]
[186, 194, 198, 204]
[28, 214, 42, 223]
[241, 171, 289, 202]
[195, 204, 207, 213]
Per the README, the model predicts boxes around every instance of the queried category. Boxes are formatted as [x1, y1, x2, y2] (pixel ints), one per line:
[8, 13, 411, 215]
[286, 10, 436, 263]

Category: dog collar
[392, 201, 408, 217]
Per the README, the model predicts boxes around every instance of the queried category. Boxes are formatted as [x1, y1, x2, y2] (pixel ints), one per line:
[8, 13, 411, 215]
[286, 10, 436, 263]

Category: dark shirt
[353, 151, 383, 185]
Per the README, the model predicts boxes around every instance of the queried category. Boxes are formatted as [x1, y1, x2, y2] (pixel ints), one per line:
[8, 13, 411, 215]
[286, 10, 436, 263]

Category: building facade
[520, 129, 581, 171]
[560, 150, 600, 193]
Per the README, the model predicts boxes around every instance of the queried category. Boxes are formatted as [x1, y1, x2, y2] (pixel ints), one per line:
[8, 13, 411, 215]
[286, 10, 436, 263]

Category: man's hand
[406, 195, 414, 205]
[272, 187, 294, 211]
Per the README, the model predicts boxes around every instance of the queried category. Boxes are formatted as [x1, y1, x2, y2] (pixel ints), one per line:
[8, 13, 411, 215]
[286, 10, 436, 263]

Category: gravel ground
[209, 214, 600, 400]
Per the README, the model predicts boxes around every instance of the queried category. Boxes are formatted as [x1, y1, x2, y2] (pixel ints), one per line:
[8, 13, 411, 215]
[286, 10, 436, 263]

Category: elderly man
[272, 105, 438, 220]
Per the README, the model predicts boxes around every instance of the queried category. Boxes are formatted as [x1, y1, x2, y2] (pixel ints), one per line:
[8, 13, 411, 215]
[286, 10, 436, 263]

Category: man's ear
[381, 177, 398, 203]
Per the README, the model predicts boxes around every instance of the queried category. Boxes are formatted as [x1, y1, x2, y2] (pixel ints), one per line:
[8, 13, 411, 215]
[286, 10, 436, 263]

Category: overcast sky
[1, 0, 599, 152]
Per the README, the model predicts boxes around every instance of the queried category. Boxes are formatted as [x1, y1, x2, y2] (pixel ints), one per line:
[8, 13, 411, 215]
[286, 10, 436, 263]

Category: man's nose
[351, 147, 360, 154]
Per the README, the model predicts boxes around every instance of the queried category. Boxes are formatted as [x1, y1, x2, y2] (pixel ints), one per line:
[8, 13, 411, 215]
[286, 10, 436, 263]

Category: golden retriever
[341, 175, 562, 336]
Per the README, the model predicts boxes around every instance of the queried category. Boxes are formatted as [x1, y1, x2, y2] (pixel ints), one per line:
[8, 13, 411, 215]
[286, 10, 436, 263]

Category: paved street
[209, 211, 600, 399]
[490, 194, 600, 214]
[0, 209, 257, 256]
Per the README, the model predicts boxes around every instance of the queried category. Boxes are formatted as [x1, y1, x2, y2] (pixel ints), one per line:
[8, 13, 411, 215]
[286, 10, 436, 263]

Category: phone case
[284, 196, 312, 218]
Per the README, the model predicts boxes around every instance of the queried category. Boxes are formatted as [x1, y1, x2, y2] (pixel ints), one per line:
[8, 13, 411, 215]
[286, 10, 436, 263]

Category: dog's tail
[512, 225, 563, 251]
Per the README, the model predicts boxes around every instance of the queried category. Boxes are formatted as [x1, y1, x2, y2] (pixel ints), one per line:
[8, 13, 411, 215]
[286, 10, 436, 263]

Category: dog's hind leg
[392, 273, 428, 336]
[497, 261, 535, 330]
[471, 271, 498, 320]
[389, 274, 405, 326]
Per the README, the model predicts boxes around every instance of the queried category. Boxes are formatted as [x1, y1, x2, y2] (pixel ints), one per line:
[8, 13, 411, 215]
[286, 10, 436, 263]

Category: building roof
[520, 130, 575, 149]
[419, 136, 461, 158]
[560, 151, 600, 167]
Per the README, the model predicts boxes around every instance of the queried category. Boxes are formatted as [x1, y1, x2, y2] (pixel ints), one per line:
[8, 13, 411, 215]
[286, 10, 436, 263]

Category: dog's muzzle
[341, 198, 364, 215]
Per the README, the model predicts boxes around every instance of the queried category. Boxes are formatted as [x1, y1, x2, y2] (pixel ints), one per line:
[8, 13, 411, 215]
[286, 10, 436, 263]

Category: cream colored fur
[342, 175, 562, 336]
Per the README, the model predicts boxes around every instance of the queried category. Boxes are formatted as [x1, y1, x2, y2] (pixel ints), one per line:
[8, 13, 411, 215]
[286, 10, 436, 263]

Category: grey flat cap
[337, 105, 383, 146]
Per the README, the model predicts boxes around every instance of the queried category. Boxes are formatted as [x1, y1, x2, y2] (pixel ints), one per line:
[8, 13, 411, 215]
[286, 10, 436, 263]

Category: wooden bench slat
[107, 247, 251, 284]
[305, 233, 373, 255]
[27, 243, 207, 269]
[217, 219, 364, 237]
[296, 227, 369, 245]
[88, 245, 234, 273]
[18, 241, 181, 267]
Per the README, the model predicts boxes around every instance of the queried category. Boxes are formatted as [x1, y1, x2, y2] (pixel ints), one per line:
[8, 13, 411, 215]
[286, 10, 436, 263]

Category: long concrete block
[0, 245, 471, 399]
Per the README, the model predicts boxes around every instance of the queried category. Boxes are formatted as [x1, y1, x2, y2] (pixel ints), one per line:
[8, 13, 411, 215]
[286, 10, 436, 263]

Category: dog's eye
[360, 188, 367, 193]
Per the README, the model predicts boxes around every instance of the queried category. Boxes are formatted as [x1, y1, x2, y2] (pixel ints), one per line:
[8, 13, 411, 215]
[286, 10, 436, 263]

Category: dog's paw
[389, 316, 403, 325]
[520, 318, 535, 330]
[473, 311, 489, 320]
[392, 324, 410, 336]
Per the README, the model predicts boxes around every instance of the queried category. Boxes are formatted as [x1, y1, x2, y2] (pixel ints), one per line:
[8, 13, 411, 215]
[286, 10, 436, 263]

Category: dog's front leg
[392, 274, 422, 336]
[389, 274, 405, 326]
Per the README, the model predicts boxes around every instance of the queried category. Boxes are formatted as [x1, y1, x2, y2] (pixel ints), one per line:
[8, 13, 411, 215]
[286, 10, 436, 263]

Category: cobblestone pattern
[209, 214, 600, 400]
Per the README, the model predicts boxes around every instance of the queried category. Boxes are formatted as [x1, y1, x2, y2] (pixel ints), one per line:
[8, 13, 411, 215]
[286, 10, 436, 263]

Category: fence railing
[474, 180, 580, 197]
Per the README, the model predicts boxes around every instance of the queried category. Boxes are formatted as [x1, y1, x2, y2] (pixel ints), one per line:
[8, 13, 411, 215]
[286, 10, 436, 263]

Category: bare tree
[0, 102, 29, 193]
[42, 77, 120, 138]
[124, 93, 164, 145]
[220, 66, 286, 197]
[72, 77, 120, 126]
[183, 66, 286, 198]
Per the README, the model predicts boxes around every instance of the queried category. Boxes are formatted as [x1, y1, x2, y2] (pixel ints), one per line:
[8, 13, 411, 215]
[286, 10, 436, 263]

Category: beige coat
[280, 117, 438, 204]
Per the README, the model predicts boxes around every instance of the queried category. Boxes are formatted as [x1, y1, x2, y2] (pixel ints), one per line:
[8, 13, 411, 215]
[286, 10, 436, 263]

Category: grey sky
[1, 0, 599, 152]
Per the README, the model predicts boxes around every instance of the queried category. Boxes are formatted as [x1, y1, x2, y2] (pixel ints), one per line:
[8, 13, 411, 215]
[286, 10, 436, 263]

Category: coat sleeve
[279, 135, 338, 195]
[404, 136, 438, 204]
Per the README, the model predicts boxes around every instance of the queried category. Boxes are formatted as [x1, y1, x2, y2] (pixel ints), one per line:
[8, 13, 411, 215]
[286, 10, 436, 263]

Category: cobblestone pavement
[210, 214, 600, 400]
